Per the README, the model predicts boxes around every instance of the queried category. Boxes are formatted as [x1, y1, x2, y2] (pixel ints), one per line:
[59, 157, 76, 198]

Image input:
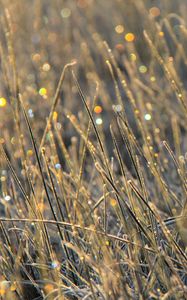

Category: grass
[0, 0, 186, 299]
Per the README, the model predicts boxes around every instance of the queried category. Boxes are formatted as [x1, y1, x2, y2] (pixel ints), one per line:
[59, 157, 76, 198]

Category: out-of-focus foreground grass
[0, 0, 187, 299]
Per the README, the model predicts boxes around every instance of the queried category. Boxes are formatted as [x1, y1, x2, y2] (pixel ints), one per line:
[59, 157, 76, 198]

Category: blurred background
[0, 0, 186, 206]
[0, 0, 187, 136]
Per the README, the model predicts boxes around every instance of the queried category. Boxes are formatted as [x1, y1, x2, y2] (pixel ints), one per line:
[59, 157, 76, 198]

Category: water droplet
[28, 109, 34, 118]
[51, 260, 59, 269]
[55, 163, 61, 170]
[4, 195, 11, 202]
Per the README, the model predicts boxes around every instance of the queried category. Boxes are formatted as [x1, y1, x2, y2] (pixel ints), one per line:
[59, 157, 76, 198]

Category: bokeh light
[94, 105, 102, 114]
[149, 7, 161, 17]
[0, 98, 7, 107]
[39, 87, 47, 96]
[125, 33, 135, 42]
[115, 25, 124, 34]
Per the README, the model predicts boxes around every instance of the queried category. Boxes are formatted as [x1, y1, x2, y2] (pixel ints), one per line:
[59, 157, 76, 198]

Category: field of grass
[0, 0, 186, 299]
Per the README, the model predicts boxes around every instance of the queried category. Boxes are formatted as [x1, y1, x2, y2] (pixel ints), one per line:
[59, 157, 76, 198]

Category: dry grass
[0, 0, 186, 299]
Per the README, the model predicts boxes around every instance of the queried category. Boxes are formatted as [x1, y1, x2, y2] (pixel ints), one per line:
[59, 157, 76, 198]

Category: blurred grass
[0, 0, 186, 299]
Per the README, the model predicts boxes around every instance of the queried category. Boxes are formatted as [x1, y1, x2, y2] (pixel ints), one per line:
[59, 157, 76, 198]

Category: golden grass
[0, 0, 186, 299]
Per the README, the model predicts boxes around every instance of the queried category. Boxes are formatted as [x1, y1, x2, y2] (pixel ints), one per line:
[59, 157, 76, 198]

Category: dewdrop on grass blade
[44, 284, 54, 294]
[51, 260, 59, 269]
[28, 109, 34, 118]
[53, 111, 58, 121]
[4, 195, 11, 202]
[55, 163, 61, 170]
[110, 198, 117, 207]
[27, 149, 33, 156]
